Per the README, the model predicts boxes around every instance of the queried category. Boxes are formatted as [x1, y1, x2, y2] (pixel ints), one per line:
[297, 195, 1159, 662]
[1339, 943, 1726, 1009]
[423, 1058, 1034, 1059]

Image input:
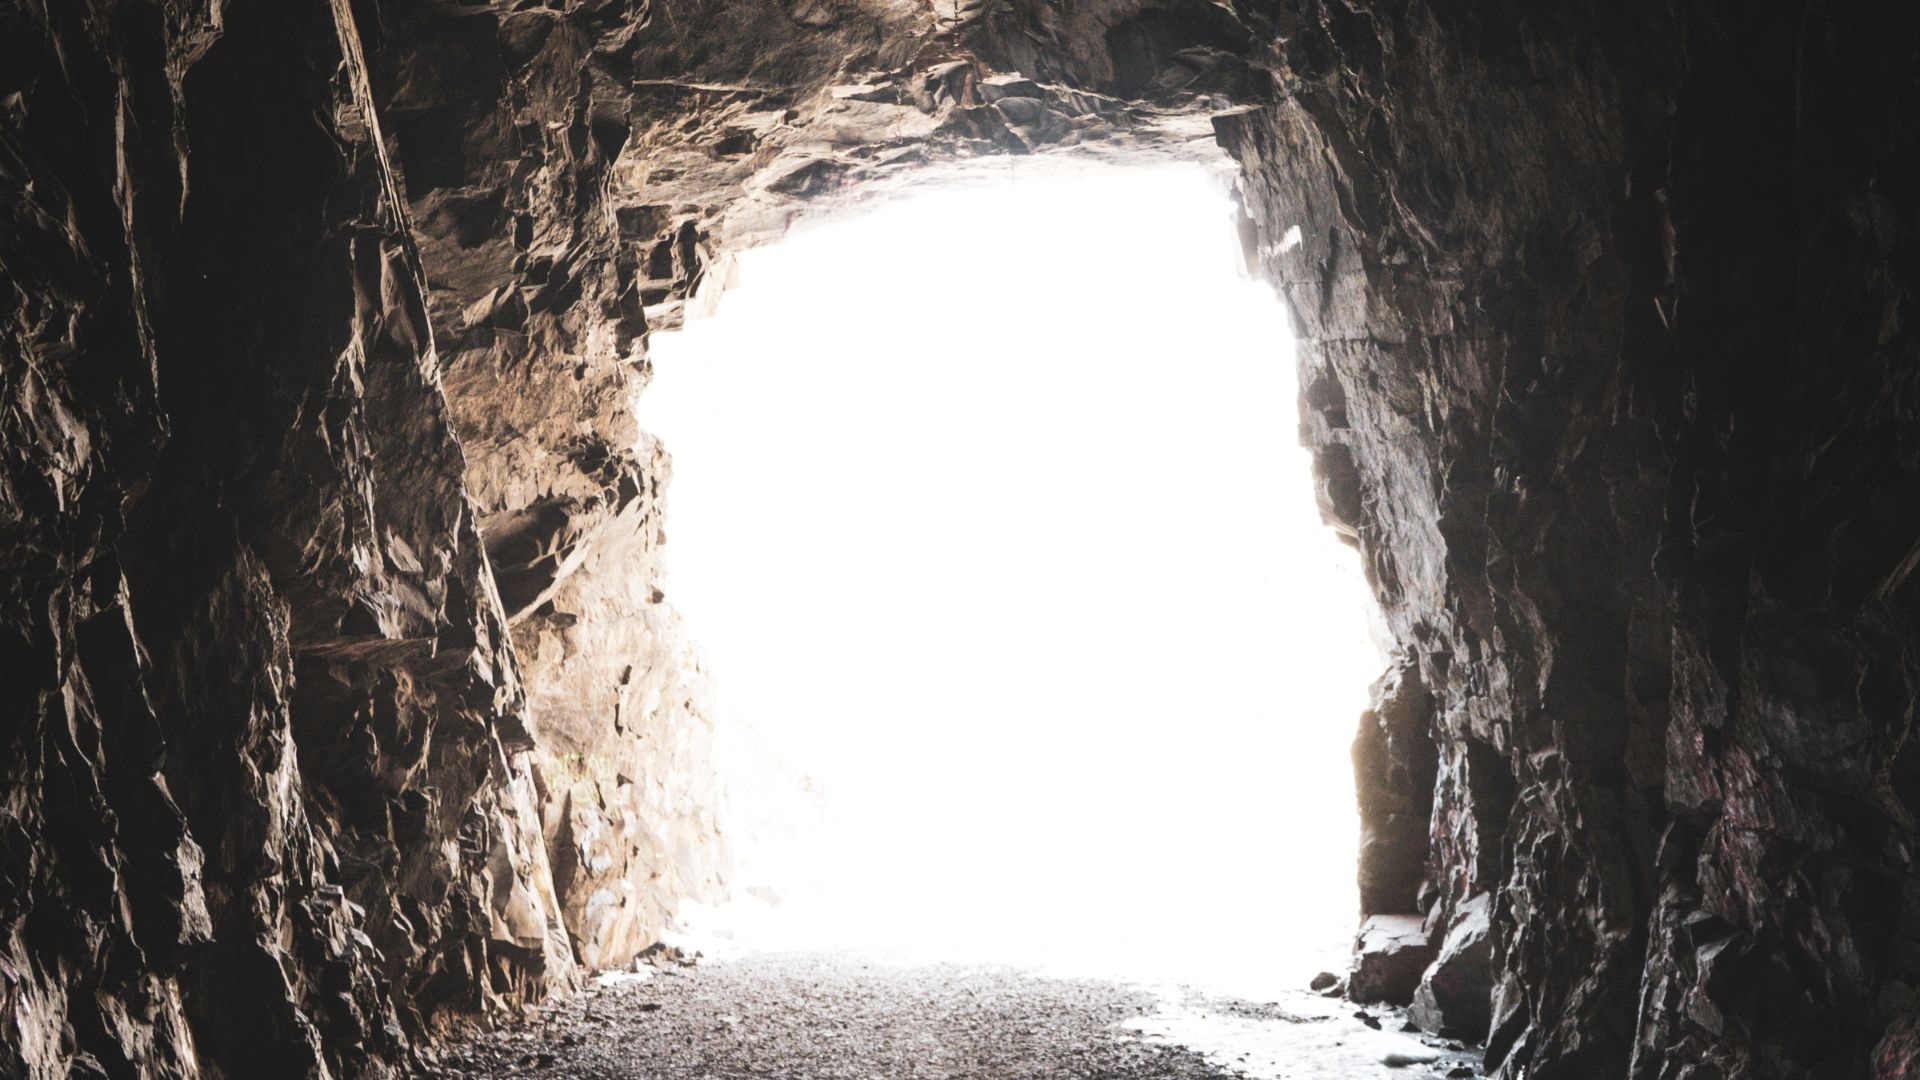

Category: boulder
[1409, 894, 1494, 1039]
[1876, 1014, 1920, 1079]
[1350, 915, 1437, 1006]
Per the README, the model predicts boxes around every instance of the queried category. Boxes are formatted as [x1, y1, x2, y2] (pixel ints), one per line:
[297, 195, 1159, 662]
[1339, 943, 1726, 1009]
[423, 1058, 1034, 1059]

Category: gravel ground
[423, 953, 1482, 1080]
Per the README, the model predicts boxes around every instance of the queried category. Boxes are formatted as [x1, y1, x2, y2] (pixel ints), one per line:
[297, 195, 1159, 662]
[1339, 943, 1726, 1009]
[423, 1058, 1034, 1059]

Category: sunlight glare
[638, 163, 1383, 997]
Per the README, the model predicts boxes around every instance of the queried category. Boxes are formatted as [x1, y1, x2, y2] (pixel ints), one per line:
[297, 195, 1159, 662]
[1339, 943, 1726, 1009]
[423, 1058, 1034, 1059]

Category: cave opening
[639, 162, 1383, 996]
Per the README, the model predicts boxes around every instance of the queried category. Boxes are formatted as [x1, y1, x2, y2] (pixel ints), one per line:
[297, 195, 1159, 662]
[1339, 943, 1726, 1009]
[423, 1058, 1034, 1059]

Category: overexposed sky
[640, 163, 1382, 992]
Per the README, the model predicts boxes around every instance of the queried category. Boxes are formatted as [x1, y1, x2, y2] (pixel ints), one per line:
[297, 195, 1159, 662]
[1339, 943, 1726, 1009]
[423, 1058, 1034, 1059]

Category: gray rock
[1409, 894, 1494, 1040]
[1349, 916, 1437, 1006]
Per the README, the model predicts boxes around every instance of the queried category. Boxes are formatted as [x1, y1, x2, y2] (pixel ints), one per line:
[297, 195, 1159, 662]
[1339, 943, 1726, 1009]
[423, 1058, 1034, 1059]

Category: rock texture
[0, 1, 1256, 1074]
[429, 954, 1263, 1080]
[1223, 2, 1920, 1077]
[1410, 893, 1493, 1039]
[1349, 916, 1435, 1007]
[2, 1, 573, 1075]
[6, 0, 1920, 1078]
[430, 952, 1483, 1080]
[356, 0, 731, 972]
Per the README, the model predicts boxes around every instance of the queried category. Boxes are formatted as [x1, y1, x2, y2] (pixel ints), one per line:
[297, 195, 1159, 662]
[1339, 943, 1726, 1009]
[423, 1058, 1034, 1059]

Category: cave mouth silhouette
[639, 162, 1383, 997]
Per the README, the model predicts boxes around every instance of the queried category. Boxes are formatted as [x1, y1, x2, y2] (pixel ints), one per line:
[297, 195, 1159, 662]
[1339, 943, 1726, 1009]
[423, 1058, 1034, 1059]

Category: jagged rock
[3, 3, 1256, 1071]
[1878, 1015, 1920, 1079]
[1224, 2, 1920, 1075]
[638, 942, 704, 969]
[1, 1, 574, 1074]
[1353, 662, 1437, 916]
[1350, 915, 1437, 1007]
[8, 0, 1920, 1077]
[1410, 894, 1494, 1040]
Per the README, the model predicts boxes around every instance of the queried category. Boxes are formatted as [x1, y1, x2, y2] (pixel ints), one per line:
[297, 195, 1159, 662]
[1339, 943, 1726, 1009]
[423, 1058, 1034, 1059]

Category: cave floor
[425, 952, 1482, 1079]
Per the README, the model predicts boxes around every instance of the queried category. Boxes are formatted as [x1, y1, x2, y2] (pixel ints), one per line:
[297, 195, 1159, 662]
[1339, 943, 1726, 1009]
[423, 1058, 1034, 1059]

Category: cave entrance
[640, 163, 1380, 996]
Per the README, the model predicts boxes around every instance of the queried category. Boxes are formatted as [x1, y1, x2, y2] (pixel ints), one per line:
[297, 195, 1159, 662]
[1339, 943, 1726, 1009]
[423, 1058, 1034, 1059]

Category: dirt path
[424, 953, 1482, 1079]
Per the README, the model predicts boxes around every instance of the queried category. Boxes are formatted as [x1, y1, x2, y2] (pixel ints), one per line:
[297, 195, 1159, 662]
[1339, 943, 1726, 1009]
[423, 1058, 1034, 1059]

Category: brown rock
[9, 1, 1920, 1077]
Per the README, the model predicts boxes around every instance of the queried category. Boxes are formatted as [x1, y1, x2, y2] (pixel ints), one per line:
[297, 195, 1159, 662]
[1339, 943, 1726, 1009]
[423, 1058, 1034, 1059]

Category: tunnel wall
[1, 2, 574, 1075]
[5, 1, 1920, 1078]
[1219, 3, 1920, 1076]
[354, 0, 733, 973]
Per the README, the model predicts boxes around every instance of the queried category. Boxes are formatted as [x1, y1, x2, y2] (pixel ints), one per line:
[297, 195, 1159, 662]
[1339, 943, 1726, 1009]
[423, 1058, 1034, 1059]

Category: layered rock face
[2, 1, 572, 1075]
[4, 0, 1919, 1078]
[1224, 3, 1920, 1077]
[356, 0, 733, 972]
[0, 1, 1251, 1073]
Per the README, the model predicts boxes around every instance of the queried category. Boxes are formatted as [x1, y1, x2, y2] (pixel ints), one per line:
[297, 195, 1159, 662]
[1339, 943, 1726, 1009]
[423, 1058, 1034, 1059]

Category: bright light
[639, 163, 1382, 997]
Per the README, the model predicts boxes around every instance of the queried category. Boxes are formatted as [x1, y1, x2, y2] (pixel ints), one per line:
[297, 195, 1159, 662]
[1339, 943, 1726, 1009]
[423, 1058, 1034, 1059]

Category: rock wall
[1, 1, 573, 1075]
[1219, 2, 1920, 1077]
[355, 0, 735, 971]
[6, 0, 1920, 1077]
[0, 3, 1252, 1072]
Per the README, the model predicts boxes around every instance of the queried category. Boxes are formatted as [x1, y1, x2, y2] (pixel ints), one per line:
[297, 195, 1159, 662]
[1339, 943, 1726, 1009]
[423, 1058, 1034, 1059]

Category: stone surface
[1222, 4, 1920, 1076]
[1350, 915, 1436, 1007]
[430, 952, 1482, 1080]
[0, 2, 1254, 1073]
[1879, 1014, 1920, 1080]
[8, 0, 1920, 1077]
[1411, 893, 1495, 1040]
[1353, 661, 1438, 917]
[1, 1, 573, 1075]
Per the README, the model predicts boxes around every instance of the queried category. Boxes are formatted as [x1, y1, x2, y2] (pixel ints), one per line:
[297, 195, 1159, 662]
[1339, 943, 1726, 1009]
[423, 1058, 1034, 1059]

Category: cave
[3, 1, 1918, 1078]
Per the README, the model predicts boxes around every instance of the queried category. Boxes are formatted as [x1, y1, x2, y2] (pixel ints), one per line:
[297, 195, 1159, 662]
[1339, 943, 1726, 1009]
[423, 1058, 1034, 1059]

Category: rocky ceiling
[4, 1, 1918, 1078]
